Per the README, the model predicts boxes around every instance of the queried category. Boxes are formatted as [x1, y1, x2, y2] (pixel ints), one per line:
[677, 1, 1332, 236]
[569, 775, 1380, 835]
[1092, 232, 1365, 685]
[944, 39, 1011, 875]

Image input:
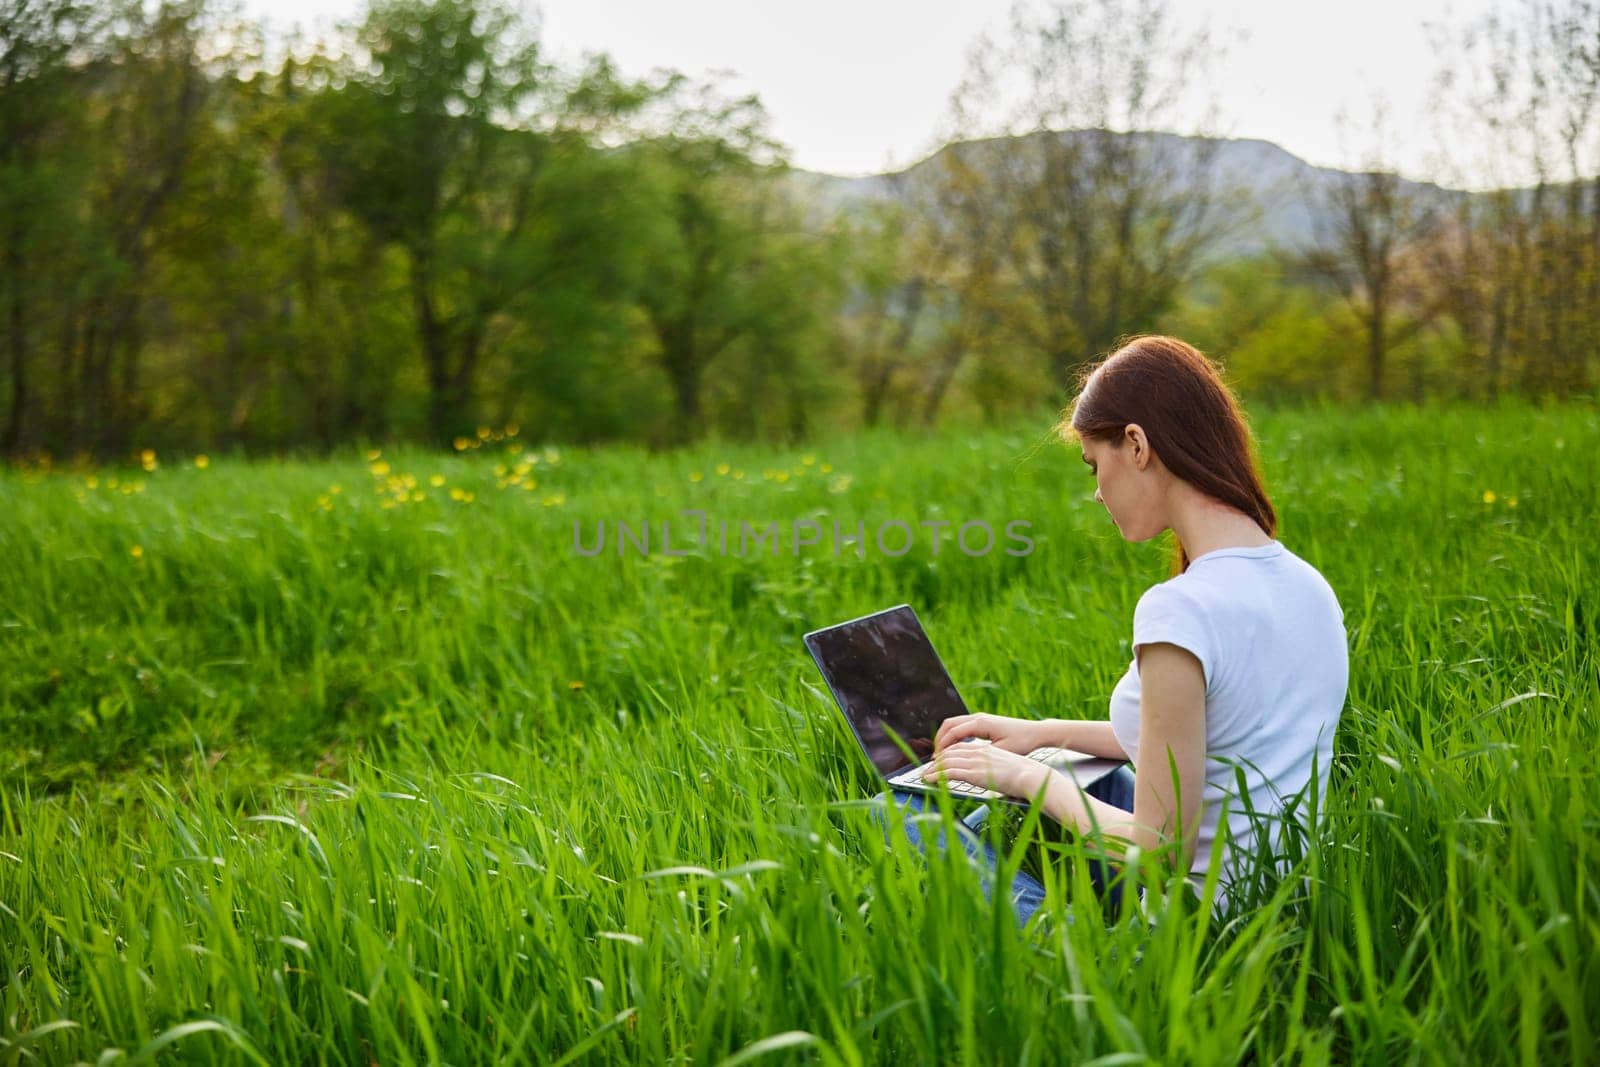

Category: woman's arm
[1039, 643, 1207, 869]
[1037, 718, 1129, 759]
[934, 714, 1127, 757]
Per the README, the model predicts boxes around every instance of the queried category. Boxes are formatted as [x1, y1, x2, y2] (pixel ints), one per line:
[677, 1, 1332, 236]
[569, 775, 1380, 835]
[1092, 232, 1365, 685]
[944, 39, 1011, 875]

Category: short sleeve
[1132, 582, 1216, 692]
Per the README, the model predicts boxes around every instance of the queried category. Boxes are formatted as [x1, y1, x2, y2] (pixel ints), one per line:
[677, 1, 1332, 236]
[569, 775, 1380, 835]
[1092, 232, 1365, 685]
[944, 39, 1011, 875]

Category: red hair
[1060, 336, 1276, 574]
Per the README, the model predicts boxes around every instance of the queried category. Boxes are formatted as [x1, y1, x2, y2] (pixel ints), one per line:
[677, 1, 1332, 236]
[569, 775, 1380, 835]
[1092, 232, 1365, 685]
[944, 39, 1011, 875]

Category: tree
[923, 0, 1240, 397]
[835, 175, 938, 428]
[63, 0, 212, 455]
[316, 0, 645, 444]
[1161, 256, 1352, 401]
[246, 54, 413, 448]
[1, 0, 214, 456]
[833, 165, 1026, 429]
[0, 0, 102, 452]
[1294, 107, 1443, 400]
[625, 77, 842, 443]
[1426, 0, 1600, 397]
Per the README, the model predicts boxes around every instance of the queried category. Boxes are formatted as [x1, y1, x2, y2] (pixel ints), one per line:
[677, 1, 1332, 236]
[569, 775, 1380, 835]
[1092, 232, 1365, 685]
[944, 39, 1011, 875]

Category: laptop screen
[804, 605, 969, 775]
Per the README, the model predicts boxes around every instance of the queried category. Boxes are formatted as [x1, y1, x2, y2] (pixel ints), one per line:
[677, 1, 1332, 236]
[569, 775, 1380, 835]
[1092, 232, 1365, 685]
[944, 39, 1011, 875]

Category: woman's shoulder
[1136, 542, 1346, 694]
[1149, 541, 1343, 624]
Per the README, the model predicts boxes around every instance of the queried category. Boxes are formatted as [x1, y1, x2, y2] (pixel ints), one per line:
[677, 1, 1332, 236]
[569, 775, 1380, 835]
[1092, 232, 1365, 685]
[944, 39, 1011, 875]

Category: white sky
[242, 0, 1512, 187]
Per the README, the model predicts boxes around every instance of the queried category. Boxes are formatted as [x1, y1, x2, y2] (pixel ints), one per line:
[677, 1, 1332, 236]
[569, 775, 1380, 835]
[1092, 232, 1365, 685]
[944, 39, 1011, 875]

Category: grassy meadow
[1, 404, 1597, 1064]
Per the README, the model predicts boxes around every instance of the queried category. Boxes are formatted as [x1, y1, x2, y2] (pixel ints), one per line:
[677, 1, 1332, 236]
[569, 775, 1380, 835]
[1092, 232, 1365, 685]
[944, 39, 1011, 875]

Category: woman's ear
[1125, 423, 1151, 469]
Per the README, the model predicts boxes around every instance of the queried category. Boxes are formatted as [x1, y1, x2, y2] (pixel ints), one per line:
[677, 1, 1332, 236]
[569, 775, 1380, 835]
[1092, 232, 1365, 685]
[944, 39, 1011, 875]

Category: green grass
[1, 403, 1597, 1064]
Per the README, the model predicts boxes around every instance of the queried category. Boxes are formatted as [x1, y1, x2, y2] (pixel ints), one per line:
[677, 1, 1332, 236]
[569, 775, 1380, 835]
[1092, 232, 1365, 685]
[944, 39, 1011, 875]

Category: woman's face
[1080, 426, 1168, 541]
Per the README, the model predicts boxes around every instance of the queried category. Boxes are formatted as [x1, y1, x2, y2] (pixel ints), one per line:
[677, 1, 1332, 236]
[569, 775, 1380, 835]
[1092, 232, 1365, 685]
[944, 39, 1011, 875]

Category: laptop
[803, 604, 1123, 805]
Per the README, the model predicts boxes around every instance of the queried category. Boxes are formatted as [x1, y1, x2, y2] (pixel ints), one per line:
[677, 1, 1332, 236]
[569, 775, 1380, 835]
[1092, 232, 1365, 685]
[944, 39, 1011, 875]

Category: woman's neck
[1167, 484, 1273, 562]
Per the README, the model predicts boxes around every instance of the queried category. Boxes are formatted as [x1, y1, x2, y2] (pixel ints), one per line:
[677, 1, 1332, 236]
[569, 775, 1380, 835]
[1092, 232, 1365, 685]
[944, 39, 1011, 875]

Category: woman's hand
[934, 713, 1050, 755]
[927, 742, 1051, 801]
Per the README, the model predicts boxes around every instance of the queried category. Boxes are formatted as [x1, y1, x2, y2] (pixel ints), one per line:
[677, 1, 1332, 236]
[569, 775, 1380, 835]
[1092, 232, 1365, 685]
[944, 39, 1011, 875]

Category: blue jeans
[875, 764, 1137, 926]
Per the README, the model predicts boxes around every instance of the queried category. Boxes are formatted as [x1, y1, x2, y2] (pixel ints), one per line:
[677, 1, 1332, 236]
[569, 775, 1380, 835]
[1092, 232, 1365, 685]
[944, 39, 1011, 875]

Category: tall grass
[1, 403, 1596, 1064]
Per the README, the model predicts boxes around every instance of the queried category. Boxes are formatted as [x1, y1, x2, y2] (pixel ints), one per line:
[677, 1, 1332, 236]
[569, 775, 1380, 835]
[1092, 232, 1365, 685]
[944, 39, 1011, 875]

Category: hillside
[788, 131, 1463, 257]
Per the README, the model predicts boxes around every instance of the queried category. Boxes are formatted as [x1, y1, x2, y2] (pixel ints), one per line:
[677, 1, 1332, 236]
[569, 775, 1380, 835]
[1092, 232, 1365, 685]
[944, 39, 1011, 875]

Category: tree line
[2, 0, 1597, 459]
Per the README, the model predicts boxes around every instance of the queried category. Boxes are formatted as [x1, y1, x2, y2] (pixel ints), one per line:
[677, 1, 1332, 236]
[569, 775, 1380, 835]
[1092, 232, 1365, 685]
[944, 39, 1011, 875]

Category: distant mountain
[785, 131, 1464, 259]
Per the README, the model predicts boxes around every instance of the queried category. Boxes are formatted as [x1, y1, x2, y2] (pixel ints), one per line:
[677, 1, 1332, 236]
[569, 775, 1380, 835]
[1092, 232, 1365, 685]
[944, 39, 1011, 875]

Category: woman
[884, 335, 1349, 922]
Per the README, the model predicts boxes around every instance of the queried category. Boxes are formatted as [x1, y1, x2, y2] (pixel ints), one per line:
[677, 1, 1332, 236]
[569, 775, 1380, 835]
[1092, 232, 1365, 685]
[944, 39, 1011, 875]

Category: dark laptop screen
[804, 605, 969, 775]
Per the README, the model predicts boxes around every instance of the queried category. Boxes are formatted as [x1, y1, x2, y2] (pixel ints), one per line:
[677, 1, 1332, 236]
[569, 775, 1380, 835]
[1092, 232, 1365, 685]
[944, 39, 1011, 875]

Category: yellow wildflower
[477, 426, 491, 440]
[366, 449, 381, 461]
[1507, 497, 1518, 508]
[568, 680, 584, 691]
[429, 474, 446, 487]
[453, 437, 471, 452]
[130, 545, 144, 558]
[194, 454, 210, 470]
[86, 476, 99, 489]
[505, 422, 519, 437]
[1482, 490, 1496, 504]
[689, 470, 704, 483]
[716, 463, 730, 476]
[820, 462, 833, 474]
[802, 454, 816, 465]
[370, 461, 391, 477]
[329, 484, 342, 495]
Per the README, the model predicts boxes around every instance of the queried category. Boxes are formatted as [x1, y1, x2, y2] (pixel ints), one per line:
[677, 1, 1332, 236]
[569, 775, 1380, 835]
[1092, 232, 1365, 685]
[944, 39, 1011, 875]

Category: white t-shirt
[1107, 540, 1348, 903]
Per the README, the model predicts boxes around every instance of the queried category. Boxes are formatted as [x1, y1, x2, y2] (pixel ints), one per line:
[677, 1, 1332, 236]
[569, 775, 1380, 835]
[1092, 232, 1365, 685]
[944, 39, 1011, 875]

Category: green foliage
[0, 0, 854, 458]
[616, 79, 848, 444]
[1161, 257, 1357, 401]
[920, 0, 1240, 396]
[832, 194, 971, 430]
[1, 0, 1597, 460]
[1, 405, 1597, 1062]
[314, 0, 651, 444]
